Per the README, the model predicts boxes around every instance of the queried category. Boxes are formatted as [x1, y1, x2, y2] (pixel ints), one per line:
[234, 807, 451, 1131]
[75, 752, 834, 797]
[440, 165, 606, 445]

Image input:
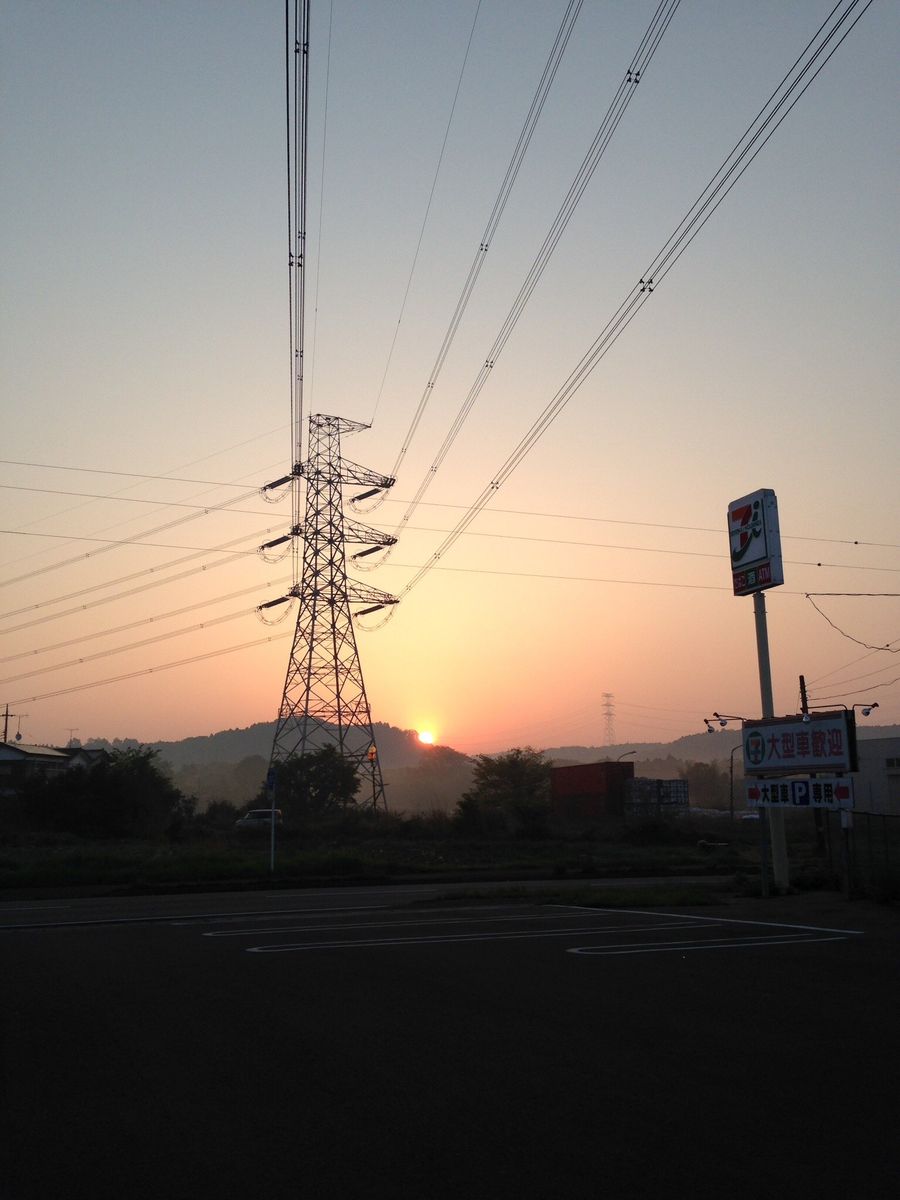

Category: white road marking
[553, 905, 865, 936]
[245, 921, 713, 953]
[207, 916, 708, 939]
[568, 934, 849, 956]
[0, 901, 397, 931]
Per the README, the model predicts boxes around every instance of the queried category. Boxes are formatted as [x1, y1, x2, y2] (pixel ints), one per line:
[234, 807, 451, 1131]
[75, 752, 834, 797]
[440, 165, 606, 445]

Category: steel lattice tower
[268, 414, 397, 808]
[601, 692, 616, 747]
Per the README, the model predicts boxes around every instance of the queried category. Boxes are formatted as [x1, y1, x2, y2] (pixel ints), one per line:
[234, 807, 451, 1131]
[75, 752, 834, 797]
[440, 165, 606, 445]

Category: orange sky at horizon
[1, 2, 897, 754]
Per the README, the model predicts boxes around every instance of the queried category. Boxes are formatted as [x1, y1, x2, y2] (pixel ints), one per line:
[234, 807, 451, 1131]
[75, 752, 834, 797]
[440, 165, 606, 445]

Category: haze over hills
[79, 720, 900, 771]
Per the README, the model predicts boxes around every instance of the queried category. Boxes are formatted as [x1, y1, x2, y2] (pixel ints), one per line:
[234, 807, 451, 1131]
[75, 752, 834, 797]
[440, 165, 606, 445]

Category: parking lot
[2, 885, 897, 1199]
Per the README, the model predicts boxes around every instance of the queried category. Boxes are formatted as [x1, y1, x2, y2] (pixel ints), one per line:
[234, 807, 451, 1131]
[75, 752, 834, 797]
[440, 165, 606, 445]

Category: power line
[807, 656, 900, 691]
[0, 576, 291, 666]
[805, 594, 900, 652]
[306, 0, 334, 413]
[0, 483, 276, 517]
[809, 676, 900, 702]
[0, 605, 259, 686]
[368, 0, 484, 427]
[5, 519, 898, 576]
[395, 0, 875, 602]
[4, 467, 898, 549]
[0, 458, 278, 489]
[382, 0, 681, 547]
[384, 0, 585, 484]
[0, 527, 282, 629]
[5, 631, 294, 707]
[0, 487, 261, 591]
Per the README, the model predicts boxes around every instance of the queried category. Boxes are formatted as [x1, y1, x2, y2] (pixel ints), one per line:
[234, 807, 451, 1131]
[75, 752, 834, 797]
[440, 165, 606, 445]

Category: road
[2, 884, 897, 1199]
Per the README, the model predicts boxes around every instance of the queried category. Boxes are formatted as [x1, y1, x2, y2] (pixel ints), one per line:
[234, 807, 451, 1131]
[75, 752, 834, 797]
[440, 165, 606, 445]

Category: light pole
[729, 743, 741, 822]
[704, 715, 747, 821]
[616, 750, 636, 762]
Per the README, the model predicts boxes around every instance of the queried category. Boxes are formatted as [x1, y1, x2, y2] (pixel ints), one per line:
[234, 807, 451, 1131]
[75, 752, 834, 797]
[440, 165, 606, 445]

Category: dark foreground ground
[2, 883, 897, 1200]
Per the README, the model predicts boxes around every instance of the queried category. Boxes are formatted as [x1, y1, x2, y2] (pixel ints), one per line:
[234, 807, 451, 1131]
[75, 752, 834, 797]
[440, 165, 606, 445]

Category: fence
[821, 809, 900, 898]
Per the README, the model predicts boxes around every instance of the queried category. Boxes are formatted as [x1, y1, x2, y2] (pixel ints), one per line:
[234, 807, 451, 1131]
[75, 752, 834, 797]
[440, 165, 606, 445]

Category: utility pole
[800, 674, 826, 854]
[262, 415, 398, 809]
[2, 705, 26, 744]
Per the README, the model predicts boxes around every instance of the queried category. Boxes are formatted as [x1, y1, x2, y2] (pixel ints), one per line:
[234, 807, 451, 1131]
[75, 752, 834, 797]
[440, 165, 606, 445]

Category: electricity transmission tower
[263, 415, 397, 808]
[601, 692, 616, 746]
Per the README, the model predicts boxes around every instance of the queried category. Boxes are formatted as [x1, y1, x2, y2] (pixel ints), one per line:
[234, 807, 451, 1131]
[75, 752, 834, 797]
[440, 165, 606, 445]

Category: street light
[801, 701, 879, 722]
[704, 713, 749, 732]
[616, 750, 637, 761]
[703, 717, 747, 819]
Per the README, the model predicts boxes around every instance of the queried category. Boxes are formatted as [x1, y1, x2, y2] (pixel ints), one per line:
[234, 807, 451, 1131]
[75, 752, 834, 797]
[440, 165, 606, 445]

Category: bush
[21, 747, 192, 840]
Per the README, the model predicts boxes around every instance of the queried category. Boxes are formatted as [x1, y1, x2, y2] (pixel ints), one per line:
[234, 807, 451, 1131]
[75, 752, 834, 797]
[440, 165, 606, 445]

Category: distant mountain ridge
[84, 721, 430, 770]
[80, 720, 900, 770]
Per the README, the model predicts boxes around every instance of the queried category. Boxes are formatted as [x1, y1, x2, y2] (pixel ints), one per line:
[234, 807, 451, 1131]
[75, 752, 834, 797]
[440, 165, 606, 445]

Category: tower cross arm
[337, 457, 395, 489]
[343, 521, 397, 548]
[347, 580, 399, 607]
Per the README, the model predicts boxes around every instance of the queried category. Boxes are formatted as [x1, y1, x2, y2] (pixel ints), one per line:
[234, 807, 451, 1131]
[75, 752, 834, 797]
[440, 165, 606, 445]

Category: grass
[0, 832, 755, 895]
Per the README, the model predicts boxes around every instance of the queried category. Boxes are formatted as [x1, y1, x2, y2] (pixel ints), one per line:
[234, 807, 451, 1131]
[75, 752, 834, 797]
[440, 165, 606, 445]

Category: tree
[24, 746, 192, 839]
[455, 747, 551, 837]
[677, 760, 729, 809]
[267, 746, 360, 823]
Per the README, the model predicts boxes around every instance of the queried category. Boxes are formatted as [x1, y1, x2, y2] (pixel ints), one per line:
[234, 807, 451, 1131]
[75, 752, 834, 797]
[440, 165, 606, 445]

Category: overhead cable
[383, 0, 584, 486]
[805, 594, 900, 652]
[0, 527, 283, 629]
[6, 631, 295, 707]
[0, 606, 260, 687]
[397, 0, 874, 601]
[388, 0, 681, 544]
[368, 0, 484, 428]
[0, 486, 261, 591]
[0, 576, 291, 666]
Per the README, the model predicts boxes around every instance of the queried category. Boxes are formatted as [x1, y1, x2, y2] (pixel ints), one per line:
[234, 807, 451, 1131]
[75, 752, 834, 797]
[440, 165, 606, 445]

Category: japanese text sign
[742, 711, 857, 775]
[745, 776, 853, 810]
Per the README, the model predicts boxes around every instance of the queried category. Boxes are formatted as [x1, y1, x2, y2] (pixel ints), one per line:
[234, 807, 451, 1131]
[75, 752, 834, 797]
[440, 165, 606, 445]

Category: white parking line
[568, 933, 849, 956]
[554, 905, 865, 936]
[208, 916, 709, 939]
[245, 920, 713, 953]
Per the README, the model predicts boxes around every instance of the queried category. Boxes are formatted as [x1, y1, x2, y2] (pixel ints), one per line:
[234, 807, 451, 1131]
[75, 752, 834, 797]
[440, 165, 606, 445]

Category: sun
[417, 730, 435, 745]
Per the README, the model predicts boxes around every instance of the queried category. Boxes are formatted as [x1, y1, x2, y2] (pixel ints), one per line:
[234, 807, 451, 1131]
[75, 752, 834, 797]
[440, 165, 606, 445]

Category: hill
[84, 721, 436, 771]
[80, 720, 900, 771]
[543, 723, 899, 767]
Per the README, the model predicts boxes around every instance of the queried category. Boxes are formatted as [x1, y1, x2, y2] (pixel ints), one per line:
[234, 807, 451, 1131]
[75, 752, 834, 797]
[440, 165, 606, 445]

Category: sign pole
[753, 591, 788, 890]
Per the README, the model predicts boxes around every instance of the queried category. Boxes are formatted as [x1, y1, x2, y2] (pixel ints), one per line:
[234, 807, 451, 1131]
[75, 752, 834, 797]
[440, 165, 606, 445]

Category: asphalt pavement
[2, 885, 897, 1200]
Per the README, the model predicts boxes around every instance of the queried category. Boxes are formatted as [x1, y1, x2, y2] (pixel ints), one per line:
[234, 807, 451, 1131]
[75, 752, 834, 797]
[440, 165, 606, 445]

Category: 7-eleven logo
[730, 499, 762, 564]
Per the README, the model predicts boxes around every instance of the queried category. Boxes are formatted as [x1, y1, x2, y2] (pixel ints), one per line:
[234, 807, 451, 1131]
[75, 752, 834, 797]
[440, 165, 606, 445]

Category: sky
[1, 0, 898, 754]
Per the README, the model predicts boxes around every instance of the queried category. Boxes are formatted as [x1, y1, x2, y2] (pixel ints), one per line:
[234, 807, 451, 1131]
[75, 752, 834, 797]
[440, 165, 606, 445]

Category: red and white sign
[727, 488, 784, 596]
[746, 776, 853, 810]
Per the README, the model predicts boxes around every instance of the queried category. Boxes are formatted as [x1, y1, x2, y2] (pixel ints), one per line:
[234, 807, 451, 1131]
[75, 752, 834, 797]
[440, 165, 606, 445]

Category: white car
[234, 808, 283, 830]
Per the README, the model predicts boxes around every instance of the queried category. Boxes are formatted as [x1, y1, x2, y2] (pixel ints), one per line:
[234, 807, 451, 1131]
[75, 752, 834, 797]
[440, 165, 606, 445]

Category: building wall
[855, 737, 900, 814]
[550, 761, 635, 820]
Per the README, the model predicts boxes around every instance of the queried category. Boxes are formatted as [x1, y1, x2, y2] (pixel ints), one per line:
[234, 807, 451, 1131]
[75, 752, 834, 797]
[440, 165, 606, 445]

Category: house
[0, 743, 109, 797]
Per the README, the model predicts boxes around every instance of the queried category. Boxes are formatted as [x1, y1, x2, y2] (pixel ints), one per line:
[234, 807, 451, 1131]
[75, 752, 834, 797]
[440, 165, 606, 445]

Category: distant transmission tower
[262, 415, 397, 807]
[601, 692, 616, 746]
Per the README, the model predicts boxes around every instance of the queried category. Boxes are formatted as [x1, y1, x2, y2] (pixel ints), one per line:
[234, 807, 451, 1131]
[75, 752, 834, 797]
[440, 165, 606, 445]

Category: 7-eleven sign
[727, 488, 784, 596]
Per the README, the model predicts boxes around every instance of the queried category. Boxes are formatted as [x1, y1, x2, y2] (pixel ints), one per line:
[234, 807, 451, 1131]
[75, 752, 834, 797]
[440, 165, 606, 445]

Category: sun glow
[417, 730, 435, 745]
